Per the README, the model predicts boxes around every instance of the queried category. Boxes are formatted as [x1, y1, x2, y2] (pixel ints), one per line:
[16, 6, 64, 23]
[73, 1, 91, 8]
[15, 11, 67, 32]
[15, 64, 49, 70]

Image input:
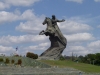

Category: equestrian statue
[39, 15, 67, 60]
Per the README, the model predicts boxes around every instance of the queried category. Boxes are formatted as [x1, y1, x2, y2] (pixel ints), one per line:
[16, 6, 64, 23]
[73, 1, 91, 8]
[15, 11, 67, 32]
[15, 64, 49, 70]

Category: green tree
[78, 55, 84, 62]
[80, 53, 100, 66]
[0, 58, 3, 62]
[26, 52, 38, 59]
[95, 53, 100, 65]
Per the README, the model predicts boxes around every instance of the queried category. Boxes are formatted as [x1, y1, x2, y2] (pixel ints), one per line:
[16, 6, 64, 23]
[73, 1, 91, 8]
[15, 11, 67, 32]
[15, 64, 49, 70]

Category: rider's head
[52, 15, 56, 19]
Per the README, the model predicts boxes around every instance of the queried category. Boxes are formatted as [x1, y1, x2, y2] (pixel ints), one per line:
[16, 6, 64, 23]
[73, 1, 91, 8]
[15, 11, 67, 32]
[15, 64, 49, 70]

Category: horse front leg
[39, 30, 45, 35]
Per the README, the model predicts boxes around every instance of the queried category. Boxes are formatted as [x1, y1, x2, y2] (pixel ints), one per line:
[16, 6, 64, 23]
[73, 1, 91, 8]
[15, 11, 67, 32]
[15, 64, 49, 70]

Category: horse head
[42, 17, 51, 25]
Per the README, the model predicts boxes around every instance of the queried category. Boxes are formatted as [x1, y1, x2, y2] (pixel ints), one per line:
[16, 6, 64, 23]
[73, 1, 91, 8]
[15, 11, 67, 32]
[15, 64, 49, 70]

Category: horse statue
[39, 17, 55, 36]
[39, 17, 67, 60]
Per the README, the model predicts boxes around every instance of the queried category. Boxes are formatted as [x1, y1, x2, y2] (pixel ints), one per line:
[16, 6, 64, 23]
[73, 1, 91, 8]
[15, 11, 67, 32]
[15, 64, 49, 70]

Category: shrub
[26, 52, 38, 59]
[11, 59, 15, 64]
[0, 58, 3, 62]
[14, 54, 19, 57]
[34, 54, 38, 59]
[17, 59, 22, 65]
[5, 58, 10, 64]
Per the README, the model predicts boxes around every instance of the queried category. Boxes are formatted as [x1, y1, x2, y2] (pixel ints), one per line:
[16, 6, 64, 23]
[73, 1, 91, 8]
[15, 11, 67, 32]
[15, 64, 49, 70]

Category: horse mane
[45, 17, 51, 20]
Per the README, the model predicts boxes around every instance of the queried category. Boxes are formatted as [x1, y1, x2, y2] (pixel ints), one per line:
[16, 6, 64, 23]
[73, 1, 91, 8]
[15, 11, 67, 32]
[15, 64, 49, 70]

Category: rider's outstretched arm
[57, 19, 65, 22]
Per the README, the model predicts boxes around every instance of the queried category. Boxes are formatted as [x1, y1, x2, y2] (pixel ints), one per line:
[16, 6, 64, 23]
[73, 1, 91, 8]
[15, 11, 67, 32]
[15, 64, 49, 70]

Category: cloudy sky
[0, 0, 100, 56]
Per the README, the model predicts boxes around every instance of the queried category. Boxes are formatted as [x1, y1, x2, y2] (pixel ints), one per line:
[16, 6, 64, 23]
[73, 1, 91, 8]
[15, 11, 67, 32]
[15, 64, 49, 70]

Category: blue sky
[0, 0, 100, 56]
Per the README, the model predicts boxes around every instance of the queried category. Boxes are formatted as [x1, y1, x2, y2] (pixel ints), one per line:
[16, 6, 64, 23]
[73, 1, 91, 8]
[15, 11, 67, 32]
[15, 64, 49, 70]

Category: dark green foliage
[5, 58, 10, 64]
[0, 58, 3, 62]
[11, 59, 15, 64]
[78, 53, 100, 66]
[26, 52, 38, 59]
[17, 59, 22, 65]
[78, 55, 84, 62]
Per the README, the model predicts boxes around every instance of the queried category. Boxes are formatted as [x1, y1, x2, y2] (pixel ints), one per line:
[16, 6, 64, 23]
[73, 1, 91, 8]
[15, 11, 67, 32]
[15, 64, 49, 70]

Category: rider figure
[51, 15, 65, 36]
[52, 15, 65, 26]
[51, 15, 66, 46]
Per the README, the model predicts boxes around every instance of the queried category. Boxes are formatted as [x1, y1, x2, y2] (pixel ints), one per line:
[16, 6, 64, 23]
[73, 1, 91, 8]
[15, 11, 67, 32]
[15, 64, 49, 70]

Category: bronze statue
[39, 15, 67, 60]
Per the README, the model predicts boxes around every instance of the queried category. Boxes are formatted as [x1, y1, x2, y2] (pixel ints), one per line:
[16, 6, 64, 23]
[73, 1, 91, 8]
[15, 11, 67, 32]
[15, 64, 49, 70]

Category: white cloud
[94, 0, 100, 2]
[0, 2, 9, 10]
[4, 0, 40, 6]
[69, 46, 86, 51]
[0, 9, 45, 25]
[24, 42, 49, 51]
[58, 20, 92, 34]
[21, 9, 36, 20]
[16, 20, 45, 34]
[16, 9, 45, 34]
[0, 35, 48, 46]
[0, 10, 26, 23]
[0, 45, 14, 53]
[63, 45, 90, 56]
[88, 40, 100, 48]
[84, 40, 100, 54]
[0, 0, 40, 10]
[65, 33, 94, 43]
[65, 0, 84, 3]
[0, 11, 20, 23]
[38, 42, 49, 47]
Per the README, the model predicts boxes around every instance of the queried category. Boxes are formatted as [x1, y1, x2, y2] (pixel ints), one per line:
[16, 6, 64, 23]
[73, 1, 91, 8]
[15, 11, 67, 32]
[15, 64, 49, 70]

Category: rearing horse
[39, 17, 67, 60]
[39, 17, 55, 36]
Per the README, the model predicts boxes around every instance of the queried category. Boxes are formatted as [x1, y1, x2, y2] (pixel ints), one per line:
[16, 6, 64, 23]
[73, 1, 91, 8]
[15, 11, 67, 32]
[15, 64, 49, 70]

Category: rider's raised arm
[57, 19, 65, 22]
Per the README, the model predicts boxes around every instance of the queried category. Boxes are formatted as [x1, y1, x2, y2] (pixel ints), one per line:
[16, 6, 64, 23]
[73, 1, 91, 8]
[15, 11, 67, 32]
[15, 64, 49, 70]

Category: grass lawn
[40, 60, 100, 73]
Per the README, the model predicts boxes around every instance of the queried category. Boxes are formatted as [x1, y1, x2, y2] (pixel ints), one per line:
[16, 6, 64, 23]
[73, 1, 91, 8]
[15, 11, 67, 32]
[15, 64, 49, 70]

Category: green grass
[1, 56, 100, 73]
[40, 60, 100, 73]
[0, 56, 51, 68]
